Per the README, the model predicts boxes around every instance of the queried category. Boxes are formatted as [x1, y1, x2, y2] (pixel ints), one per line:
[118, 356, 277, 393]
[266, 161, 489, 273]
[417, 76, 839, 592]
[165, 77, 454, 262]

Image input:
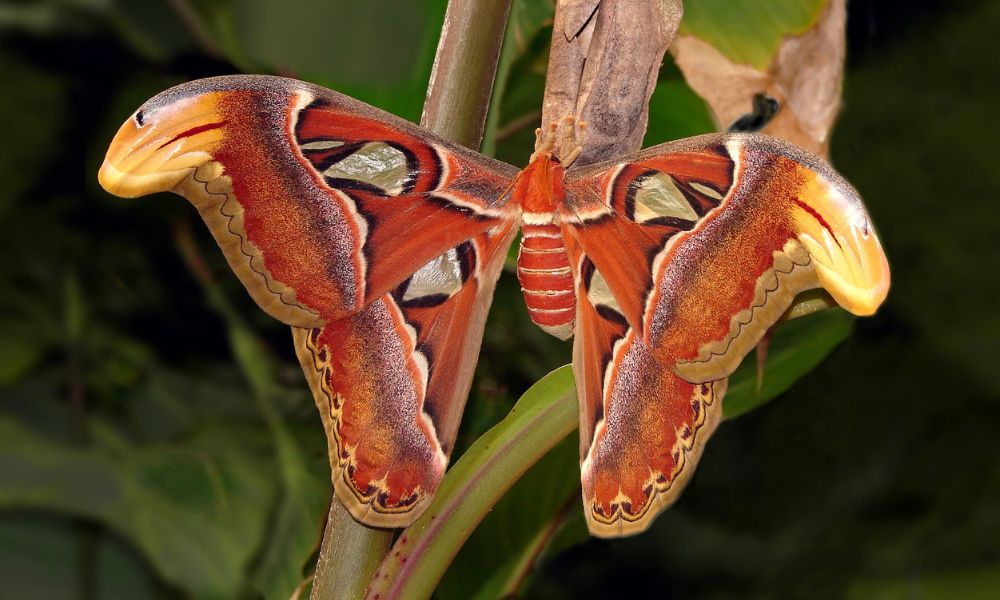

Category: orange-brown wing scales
[560, 142, 735, 537]
[398, 229, 515, 457]
[294, 298, 442, 525]
[562, 144, 733, 334]
[178, 87, 371, 327]
[645, 159, 805, 361]
[100, 75, 517, 328]
[659, 137, 889, 383]
[566, 134, 889, 537]
[294, 100, 518, 307]
[561, 217, 667, 333]
[568, 233, 727, 538]
[565, 238, 627, 465]
[358, 192, 500, 304]
[582, 338, 726, 537]
[294, 226, 515, 527]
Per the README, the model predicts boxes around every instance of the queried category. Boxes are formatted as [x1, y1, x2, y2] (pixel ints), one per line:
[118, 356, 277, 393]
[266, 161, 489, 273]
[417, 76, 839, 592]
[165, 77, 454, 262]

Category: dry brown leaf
[540, 0, 599, 138]
[670, 0, 845, 157]
[541, 0, 684, 165]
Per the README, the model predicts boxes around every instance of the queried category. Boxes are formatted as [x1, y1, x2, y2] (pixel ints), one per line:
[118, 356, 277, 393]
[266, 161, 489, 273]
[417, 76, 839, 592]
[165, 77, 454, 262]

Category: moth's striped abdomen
[517, 221, 575, 339]
[512, 151, 576, 340]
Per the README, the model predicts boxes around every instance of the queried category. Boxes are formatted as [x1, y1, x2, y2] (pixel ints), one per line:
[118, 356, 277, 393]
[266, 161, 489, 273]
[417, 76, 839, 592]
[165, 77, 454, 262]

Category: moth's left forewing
[100, 75, 523, 528]
[562, 134, 889, 537]
[100, 75, 519, 328]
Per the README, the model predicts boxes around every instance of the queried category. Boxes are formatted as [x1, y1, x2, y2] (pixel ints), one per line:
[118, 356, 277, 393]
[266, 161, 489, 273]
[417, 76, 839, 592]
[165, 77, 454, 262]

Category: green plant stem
[421, 0, 513, 148]
[310, 498, 391, 600]
[365, 367, 578, 600]
[310, 502, 394, 600]
[309, 1, 512, 598]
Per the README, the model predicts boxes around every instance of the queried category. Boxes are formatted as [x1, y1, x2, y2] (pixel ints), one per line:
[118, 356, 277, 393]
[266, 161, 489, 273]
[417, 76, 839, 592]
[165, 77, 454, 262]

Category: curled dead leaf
[542, 0, 684, 165]
[671, 0, 845, 157]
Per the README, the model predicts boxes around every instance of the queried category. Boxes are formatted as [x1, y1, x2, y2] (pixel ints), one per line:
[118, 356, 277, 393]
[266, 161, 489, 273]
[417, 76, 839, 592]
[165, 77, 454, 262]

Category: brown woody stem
[542, 0, 683, 164]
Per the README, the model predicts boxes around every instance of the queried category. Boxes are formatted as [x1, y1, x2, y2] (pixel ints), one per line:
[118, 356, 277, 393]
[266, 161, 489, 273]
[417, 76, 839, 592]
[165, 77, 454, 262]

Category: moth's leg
[558, 115, 587, 166]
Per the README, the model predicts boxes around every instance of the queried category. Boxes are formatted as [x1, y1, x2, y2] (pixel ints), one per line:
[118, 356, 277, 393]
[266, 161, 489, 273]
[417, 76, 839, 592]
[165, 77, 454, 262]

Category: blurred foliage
[433, 309, 852, 598]
[0, 0, 996, 598]
[369, 366, 579, 600]
[678, 0, 826, 68]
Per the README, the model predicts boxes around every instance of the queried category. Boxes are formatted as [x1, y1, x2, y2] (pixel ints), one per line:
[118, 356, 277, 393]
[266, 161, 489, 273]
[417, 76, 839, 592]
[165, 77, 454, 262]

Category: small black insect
[727, 93, 781, 133]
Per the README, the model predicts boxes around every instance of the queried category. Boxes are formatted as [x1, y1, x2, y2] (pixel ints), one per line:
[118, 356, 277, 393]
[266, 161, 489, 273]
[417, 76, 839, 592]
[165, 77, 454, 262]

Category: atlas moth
[99, 75, 889, 537]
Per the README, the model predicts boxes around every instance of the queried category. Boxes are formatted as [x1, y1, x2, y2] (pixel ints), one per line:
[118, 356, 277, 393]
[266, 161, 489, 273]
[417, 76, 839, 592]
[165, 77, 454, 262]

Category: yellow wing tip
[97, 159, 128, 197]
[98, 158, 171, 199]
[813, 226, 891, 316]
[99, 92, 226, 199]
[793, 174, 891, 317]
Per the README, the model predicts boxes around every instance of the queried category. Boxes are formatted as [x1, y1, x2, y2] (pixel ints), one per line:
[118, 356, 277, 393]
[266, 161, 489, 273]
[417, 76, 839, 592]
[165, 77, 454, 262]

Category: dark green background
[0, 0, 997, 597]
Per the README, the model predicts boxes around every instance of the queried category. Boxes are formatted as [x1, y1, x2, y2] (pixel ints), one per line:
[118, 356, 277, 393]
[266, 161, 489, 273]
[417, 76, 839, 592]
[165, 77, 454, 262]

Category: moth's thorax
[515, 152, 575, 340]
[514, 152, 566, 218]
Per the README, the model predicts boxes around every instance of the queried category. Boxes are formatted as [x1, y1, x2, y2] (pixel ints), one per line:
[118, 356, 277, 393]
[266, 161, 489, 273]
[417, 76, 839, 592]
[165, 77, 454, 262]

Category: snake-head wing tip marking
[99, 90, 229, 199]
[333, 477, 432, 529]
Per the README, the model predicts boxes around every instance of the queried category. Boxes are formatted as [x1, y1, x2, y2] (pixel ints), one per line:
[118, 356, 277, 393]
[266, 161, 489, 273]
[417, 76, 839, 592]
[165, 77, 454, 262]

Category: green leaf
[0, 513, 157, 599]
[644, 76, 716, 145]
[366, 365, 577, 600]
[243, 363, 329, 599]
[437, 435, 579, 600]
[249, 423, 328, 599]
[177, 229, 329, 599]
[225, 0, 448, 120]
[724, 308, 854, 419]
[0, 416, 275, 597]
[678, 0, 827, 69]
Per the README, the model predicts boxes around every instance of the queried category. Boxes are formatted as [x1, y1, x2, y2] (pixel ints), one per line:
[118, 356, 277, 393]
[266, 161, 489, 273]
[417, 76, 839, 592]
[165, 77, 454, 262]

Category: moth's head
[98, 82, 238, 198]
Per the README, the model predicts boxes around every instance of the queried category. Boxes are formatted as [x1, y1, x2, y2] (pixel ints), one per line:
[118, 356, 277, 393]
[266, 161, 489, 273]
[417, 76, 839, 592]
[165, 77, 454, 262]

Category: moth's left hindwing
[562, 134, 889, 537]
[99, 75, 520, 526]
[294, 229, 515, 526]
